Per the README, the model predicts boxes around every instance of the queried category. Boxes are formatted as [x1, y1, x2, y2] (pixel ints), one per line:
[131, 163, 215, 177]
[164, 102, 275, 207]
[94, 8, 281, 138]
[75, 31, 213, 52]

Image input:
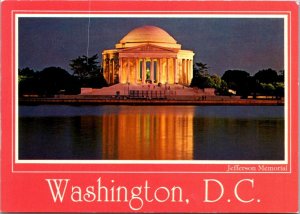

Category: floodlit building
[102, 25, 194, 85]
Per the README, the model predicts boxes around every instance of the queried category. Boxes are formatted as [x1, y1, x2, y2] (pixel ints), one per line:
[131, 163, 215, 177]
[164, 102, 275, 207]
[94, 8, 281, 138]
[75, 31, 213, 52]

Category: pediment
[119, 44, 178, 53]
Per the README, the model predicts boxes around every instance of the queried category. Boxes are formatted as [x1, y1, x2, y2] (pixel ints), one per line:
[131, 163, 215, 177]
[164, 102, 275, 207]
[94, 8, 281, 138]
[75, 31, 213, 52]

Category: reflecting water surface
[19, 105, 284, 160]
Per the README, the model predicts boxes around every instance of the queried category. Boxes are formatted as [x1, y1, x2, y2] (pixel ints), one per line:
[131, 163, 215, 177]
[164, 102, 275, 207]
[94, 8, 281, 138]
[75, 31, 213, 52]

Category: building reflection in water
[18, 105, 284, 160]
[101, 107, 194, 160]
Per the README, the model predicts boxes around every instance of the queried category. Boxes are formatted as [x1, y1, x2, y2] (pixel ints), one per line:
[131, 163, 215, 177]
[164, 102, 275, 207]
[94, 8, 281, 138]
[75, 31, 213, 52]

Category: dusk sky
[18, 17, 284, 76]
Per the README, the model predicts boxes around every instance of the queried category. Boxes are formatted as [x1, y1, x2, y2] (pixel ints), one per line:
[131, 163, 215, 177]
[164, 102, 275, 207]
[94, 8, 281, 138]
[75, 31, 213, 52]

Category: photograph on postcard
[1, 1, 298, 213]
[17, 16, 286, 161]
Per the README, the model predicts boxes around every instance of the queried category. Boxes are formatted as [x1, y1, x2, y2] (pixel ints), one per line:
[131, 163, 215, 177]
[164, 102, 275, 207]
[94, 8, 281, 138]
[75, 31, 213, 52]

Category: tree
[86, 67, 108, 88]
[190, 62, 210, 88]
[254, 68, 278, 84]
[18, 67, 39, 96]
[69, 54, 107, 88]
[277, 70, 284, 82]
[222, 70, 250, 97]
[190, 74, 213, 88]
[190, 62, 231, 95]
[210, 75, 228, 95]
[210, 75, 222, 89]
[70, 54, 98, 81]
[274, 82, 284, 98]
[253, 68, 285, 98]
[18, 67, 35, 82]
[18, 67, 81, 96]
[193, 62, 208, 77]
[38, 67, 80, 96]
[260, 83, 276, 96]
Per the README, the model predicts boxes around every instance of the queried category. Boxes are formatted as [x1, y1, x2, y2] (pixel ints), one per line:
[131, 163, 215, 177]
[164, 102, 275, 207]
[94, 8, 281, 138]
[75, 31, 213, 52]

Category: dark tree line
[191, 64, 284, 98]
[19, 55, 284, 99]
[70, 54, 107, 88]
[190, 62, 228, 95]
[19, 54, 107, 97]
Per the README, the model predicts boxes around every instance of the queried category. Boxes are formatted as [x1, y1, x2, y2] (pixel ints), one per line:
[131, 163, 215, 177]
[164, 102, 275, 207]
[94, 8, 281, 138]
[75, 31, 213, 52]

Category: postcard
[1, 0, 298, 212]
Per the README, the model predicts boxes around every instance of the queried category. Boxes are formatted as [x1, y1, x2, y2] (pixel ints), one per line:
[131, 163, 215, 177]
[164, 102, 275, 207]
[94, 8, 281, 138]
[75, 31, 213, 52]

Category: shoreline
[19, 97, 284, 106]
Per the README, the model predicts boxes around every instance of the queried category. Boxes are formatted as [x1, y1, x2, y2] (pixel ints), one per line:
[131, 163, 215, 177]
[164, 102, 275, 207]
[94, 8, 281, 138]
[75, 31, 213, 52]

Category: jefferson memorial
[81, 25, 215, 97]
[102, 25, 194, 85]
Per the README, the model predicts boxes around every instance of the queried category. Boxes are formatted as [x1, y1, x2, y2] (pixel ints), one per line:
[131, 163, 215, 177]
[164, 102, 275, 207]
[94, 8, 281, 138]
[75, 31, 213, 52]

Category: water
[18, 105, 284, 160]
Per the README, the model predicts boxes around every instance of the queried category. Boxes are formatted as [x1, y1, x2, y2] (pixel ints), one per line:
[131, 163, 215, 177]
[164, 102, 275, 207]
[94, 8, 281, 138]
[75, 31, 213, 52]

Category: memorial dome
[115, 25, 181, 49]
[103, 25, 194, 85]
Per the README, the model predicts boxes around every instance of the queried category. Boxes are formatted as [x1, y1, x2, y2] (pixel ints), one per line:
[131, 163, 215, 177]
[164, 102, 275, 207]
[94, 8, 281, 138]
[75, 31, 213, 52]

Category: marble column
[182, 59, 186, 84]
[109, 58, 112, 84]
[174, 58, 178, 83]
[127, 58, 130, 83]
[166, 58, 169, 83]
[190, 59, 193, 83]
[111, 58, 115, 84]
[189, 59, 193, 85]
[119, 57, 123, 83]
[156, 59, 160, 83]
[135, 58, 139, 84]
[186, 59, 189, 85]
[150, 59, 154, 83]
[159, 58, 162, 83]
[185, 59, 188, 85]
[142, 58, 146, 83]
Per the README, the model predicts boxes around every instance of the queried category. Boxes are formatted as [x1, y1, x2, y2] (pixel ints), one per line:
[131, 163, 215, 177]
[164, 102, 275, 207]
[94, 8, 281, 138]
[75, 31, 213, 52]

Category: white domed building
[102, 25, 194, 85]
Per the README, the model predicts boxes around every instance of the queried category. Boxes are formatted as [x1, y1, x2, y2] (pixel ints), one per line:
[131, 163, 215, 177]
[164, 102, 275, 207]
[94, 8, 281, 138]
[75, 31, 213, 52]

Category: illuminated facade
[102, 25, 194, 85]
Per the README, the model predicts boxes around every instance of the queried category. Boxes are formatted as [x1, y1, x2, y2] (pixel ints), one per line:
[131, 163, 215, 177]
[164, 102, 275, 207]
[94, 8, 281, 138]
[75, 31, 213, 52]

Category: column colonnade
[117, 56, 193, 85]
[103, 49, 194, 86]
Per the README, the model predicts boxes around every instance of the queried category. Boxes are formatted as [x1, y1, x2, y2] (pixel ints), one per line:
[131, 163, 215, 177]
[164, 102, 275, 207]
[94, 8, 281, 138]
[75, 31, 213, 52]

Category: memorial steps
[80, 83, 215, 99]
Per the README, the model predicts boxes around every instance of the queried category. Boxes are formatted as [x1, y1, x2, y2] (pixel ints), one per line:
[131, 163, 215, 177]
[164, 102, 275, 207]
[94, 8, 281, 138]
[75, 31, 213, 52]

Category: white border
[14, 13, 290, 168]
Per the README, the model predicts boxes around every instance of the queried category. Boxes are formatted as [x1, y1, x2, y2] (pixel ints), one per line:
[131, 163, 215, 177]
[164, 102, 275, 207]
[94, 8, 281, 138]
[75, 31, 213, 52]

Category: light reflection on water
[101, 108, 193, 160]
[18, 105, 284, 160]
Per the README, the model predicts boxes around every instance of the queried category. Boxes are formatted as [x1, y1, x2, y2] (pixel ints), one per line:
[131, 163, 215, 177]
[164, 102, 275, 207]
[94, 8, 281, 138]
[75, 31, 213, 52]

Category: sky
[18, 17, 284, 76]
